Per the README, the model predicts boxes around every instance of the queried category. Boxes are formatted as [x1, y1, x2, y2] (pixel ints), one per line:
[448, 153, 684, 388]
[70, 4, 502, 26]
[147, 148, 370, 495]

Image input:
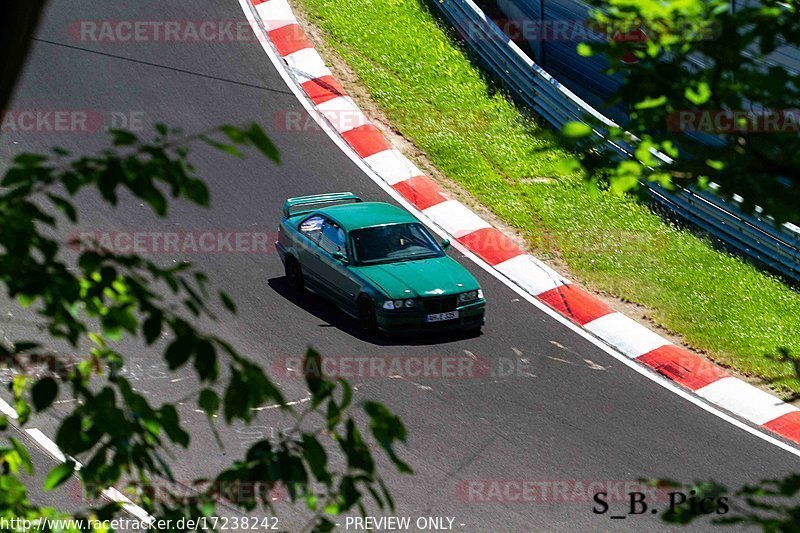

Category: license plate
[425, 310, 459, 322]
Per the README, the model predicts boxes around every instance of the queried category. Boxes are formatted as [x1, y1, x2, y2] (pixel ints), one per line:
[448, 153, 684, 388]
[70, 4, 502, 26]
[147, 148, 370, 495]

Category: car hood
[355, 256, 480, 299]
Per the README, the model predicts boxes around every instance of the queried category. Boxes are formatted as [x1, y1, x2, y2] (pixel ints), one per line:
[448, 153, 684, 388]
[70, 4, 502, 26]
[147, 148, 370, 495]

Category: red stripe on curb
[342, 125, 391, 158]
[457, 228, 525, 266]
[537, 285, 614, 325]
[252, 0, 268, 5]
[763, 412, 800, 444]
[392, 175, 447, 210]
[301, 75, 347, 105]
[269, 24, 312, 57]
[638, 345, 728, 391]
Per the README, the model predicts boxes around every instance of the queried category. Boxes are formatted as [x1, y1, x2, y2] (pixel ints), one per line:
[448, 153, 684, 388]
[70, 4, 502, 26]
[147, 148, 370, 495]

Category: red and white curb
[244, 0, 800, 448]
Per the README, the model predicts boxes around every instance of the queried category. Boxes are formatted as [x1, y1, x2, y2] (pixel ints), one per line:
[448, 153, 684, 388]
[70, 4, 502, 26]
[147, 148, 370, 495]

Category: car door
[312, 218, 360, 313]
[295, 214, 326, 288]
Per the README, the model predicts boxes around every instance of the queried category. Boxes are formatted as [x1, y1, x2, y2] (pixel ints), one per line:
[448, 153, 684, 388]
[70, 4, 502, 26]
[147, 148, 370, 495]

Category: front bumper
[375, 299, 486, 335]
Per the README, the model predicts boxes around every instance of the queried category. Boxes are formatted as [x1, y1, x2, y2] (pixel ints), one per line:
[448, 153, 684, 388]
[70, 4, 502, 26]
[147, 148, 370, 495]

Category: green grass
[298, 0, 800, 393]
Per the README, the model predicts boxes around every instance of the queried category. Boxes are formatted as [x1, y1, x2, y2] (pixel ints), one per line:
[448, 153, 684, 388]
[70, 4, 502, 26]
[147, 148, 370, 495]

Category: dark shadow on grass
[267, 276, 482, 347]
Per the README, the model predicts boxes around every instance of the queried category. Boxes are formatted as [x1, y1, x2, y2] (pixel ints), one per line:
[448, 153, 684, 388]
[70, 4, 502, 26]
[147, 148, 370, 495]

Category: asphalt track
[0, 1, 797, 531]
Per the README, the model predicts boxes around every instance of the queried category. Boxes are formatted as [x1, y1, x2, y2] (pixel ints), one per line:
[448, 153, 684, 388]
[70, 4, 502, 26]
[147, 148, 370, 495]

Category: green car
[275, 192, 486, 335]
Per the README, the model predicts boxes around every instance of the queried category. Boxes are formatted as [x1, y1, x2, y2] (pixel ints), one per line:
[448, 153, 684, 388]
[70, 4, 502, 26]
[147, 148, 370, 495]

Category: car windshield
[350, 223, 443, 265]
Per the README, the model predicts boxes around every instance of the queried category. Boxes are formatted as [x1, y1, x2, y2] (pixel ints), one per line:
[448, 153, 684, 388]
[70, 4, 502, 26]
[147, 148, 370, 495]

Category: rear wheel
[358, 295, 377, 333]
[285, 257, 304, 290]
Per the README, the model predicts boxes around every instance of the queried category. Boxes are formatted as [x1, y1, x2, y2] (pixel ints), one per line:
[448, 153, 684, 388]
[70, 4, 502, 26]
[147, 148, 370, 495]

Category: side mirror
[332, 250, 349, 264]
[440, 238, 451, 250]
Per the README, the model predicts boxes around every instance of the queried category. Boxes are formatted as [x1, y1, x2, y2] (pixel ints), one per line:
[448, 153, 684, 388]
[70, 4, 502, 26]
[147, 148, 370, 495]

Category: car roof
[315, 202, 419, 230]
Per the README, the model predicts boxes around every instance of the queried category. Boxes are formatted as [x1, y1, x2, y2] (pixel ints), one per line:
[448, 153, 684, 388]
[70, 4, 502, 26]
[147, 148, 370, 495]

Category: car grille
[423, 296, 458, 312]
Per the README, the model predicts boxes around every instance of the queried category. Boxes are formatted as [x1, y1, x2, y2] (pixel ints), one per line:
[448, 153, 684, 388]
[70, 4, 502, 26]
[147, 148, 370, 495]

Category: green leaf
[105, 306, 137, 335]
[223, 370, 249, 422]
[577, 43, 594, 57]
[198, 389, 220, 416]
[338, 378, 353, 412]
[220, 125, 248, 144]
[185, 179, 210, 207]
[10, 437, 33, 475]
[363, 402, 412, 474]
[634, 95, 668, 110]
[160, 404, 190, 447]
[143, 313, 162, 345]
[561, 122, 593, 139]
[219, 291, 237, 313]
[44, 460, 76, 491]
[685, 82, 712, 105]
[165, 337, 192, 370]
[56, 415, 84, 454]
[557, 157, 582, 175]
[46, 194, 78, 222]
[194, 339, 218, 381]
[316, 517, 336, 531]
[32, 378, 58, 411]
[246, 124, 280, 163]
[303, 434, 331, 484]
[203, 138, 244, 159]
[110, 129, 138, 146]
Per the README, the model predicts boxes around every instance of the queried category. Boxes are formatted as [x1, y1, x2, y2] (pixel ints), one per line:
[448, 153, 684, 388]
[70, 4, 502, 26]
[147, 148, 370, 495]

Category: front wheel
[285, 257, 304, 290]
[357, 295, 377, 333]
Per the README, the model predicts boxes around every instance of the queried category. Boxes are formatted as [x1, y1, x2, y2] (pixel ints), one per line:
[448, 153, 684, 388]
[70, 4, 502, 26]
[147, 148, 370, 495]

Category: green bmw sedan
[275, 192, 486, 335]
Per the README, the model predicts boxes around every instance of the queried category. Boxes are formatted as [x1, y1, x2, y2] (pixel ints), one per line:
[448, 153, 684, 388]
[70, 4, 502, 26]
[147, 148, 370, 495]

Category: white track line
[237, 0, 800, 459]
[0, 396, 18, 419]
[18, 421, 155, 523]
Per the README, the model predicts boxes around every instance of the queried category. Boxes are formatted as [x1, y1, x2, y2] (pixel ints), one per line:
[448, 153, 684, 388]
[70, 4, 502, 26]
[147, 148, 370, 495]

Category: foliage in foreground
[573, 0, 800, 224]
[0, 125, 410, 532]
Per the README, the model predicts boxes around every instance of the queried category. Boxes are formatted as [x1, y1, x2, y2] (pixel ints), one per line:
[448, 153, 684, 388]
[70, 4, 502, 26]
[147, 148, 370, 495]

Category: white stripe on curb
[283, 48, 332, 83]
[423, 200, 491, 238]
[363, 149, 424, 186]
[584, 312, 671, 359]
[254, 0, 297, 30]
[695, 377, 800, 426]
[494, 254, 568, 295]
[315, 96, 370, 133]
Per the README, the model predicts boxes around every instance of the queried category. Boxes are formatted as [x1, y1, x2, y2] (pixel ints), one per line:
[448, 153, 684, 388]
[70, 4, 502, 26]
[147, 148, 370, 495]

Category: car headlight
[382, 298, 418, 310]
[458, 289, 483, 303]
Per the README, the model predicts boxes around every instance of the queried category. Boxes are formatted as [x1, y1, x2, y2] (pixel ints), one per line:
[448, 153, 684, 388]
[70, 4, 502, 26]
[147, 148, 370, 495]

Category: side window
[299, 215, 325, 243]
[319, 220, 347, 255]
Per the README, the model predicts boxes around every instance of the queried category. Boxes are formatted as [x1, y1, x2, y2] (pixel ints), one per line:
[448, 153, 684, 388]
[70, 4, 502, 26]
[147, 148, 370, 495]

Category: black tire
[357, 295, 378, 333]
[285, 256, 304, 290]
